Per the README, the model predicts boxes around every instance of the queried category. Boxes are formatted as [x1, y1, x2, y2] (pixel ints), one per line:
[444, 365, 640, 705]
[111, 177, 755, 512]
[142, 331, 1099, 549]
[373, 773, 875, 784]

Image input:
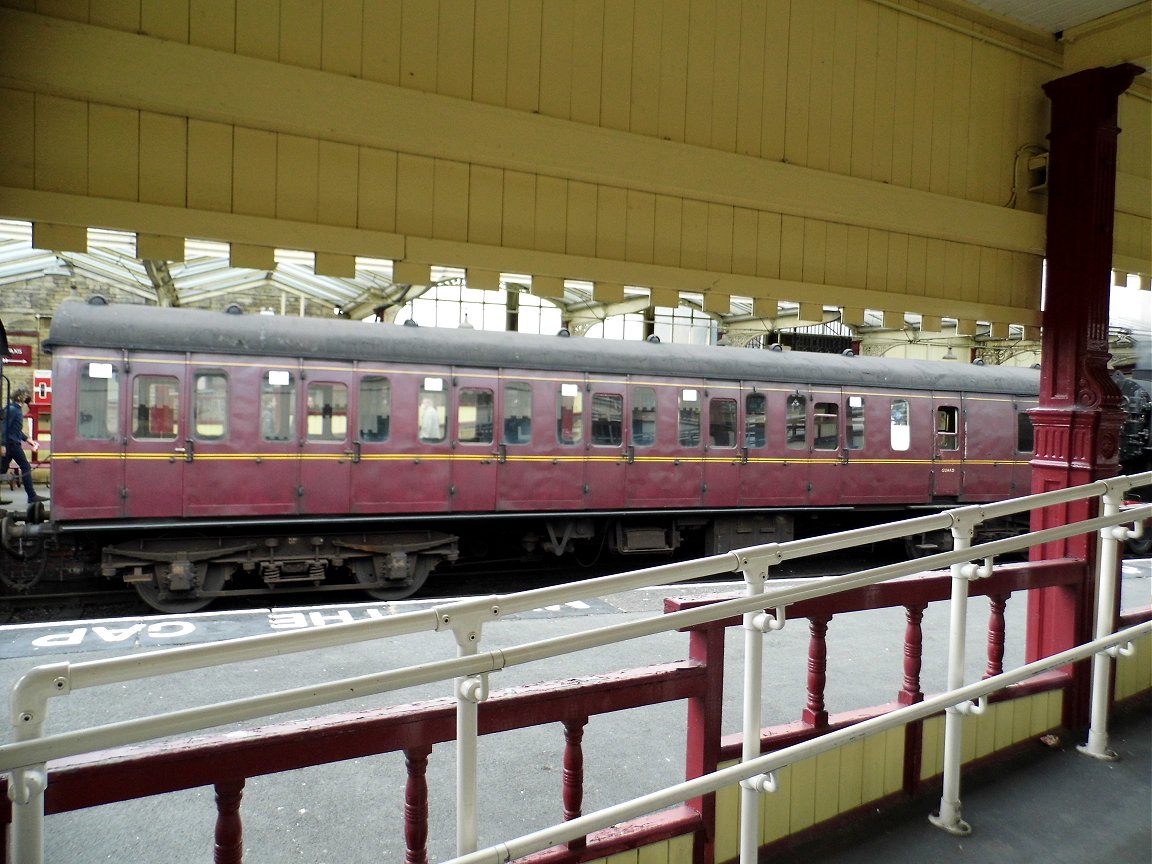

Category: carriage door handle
[176, 439, 194, 463]
[627, 445, 635, 464]
[497, 443, 507, 464]
[346, 441, 361, 464]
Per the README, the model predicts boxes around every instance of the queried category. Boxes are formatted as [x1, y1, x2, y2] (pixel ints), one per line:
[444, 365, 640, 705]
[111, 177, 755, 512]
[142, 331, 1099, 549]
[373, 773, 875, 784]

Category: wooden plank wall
[0, 0, 1148, 329]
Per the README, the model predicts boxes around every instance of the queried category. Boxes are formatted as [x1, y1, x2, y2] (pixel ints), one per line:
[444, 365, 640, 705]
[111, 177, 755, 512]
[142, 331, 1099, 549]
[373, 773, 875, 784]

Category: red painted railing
[3, 557, 1137, 864]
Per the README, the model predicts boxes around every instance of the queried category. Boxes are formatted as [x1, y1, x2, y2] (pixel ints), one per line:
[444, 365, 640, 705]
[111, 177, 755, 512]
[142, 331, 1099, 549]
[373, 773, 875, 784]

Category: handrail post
[930, 509, 991, 836]
[737, 548, 783, 864]
[1078, 485, 1128, 760]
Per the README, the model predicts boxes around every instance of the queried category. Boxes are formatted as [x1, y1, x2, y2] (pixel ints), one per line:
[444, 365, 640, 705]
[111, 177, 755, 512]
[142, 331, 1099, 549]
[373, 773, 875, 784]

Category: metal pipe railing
[4, 472, 1150, 864]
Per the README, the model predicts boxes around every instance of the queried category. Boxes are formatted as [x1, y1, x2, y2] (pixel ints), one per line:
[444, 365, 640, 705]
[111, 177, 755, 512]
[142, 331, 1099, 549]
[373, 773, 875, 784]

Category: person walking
[1, 386, 46, 505]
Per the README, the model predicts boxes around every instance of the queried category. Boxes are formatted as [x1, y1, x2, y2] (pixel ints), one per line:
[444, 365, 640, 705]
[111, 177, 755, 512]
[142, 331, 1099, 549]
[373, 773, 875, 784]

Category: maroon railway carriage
[15, 301, 1040, 611]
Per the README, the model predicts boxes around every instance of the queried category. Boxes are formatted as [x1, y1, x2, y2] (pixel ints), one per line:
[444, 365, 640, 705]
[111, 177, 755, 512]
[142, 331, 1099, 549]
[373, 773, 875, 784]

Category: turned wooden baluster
[404, 745, 432, 864]
[213, 779, 244, 864]
[563, 717, 589, 850]
[802, 615, 830, 727]
[984, 593, 1010, 679]
[899, 604, 926, 705]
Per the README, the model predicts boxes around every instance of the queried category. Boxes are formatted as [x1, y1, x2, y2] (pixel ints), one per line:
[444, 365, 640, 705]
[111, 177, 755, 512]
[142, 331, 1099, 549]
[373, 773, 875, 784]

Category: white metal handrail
[3, 472, 1150, 864]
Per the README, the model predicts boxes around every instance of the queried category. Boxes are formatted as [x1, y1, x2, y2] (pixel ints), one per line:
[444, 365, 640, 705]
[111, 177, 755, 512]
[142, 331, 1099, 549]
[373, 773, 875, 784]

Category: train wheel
[134, 563, 230, 614]
[351, 554, 434, 601]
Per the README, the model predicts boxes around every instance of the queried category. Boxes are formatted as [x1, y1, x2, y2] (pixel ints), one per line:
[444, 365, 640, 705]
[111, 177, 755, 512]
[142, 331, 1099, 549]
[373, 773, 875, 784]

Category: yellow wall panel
[236, 0, 280, 61]
[630, 0, 662, 139]
[636, 837, 668, 864]
[538, 0, 573, 119]
[361, 0, 402, 85]
[923, 239, 946, 299]
[928, 29, 955, 196]
[679, 200, 708, 272]
[823, 222, 848, 287]
[396, 153, 435, 239]
[507, 0, 542, 112]
[782, 2, 811, 167]
[596, 185, 627, 261]
[137, 233, 184, 260]
[991, 701, 1015, 751]
[88, 104, 139, 202]
[802, 219, 826, 284]
[187, 119, 233, 212]
[317, 141, 358, 228]
[805, 0, 835, 173]
[761, 763, 792, 844]
[321, 0, 363, 78]
[230, 242, 275, 269]
[735, 0, 766, 158]
[849, 1, 878, 179]
[191, 0, 235, 51]
[472, 0, 509, 107]
[139, 112, 186, 207]
[759, 0, 788, 163]
[756, 212, 782, 280]
[787, 756, 817, 833]
[890, 13, 918, 189]
[502, 169, 537, 251]
[90, 0, 141, 31]
[684, 1, 717, 148]
[625, 190, 656, 265]
[837, 737, 864, 812]
[844, 225, 869, 289]
[599, 0, 633, 132]
[707, 203, 734, 274]
[731, 207, 759, 277]
[570, 0, 604, 125]
[280, 0, 323, 70]
[909, 22, 937, 193]
[828, 0, 857, 177]
[947, 38, 974, 198]
[467, 164, 503, 247]
[657, 0, 689, 144]
[886, 233, 909, 294]
[356, 147, 397, 233]
[920, 714, 944, 780]
[276, 134, 319, 222]
[233, 127, 277, 217]
[141, 0, 189, 43]
[35, 95, 87, 195]
[883, 727, 904, 795]
[315, 251, 354, 277]
[653, 195, 683, 268]
[713, 765, 741, 862]
[565, 180, 598, 258]
[0, 88, 35, 189]
[865, 229, 888, 291]
[870, 5, 899, 184]
[709, 1, 740, 153]
[813, 749, 841, 824]
[534, 175, 568, 254]
[438, 0, 475, 100]
[778, 215, 804, 282]
[31, 222, 86, 253]
[432, 158, 469, 242]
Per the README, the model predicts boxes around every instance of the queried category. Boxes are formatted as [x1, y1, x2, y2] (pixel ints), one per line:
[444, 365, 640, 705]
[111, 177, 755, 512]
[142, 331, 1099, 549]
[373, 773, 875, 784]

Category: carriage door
[122, 357, 186, 518]
[931, 397, 963, 498]
[702, 387, 741, 507]
[298, 369, 354, 515]
[806, 387, 843, 505]
[584, 377, 628, 509]
[449, 369, 499, 512]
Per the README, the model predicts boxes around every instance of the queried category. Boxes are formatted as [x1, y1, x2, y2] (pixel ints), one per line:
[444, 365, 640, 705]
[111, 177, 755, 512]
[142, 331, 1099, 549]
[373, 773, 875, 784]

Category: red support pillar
[1027, 63, 1142, 729]
[213, 779, 245, 864]
[563, 717, 589, 851]
[403, 745, 432, 864]
[801, 615, 830, 727]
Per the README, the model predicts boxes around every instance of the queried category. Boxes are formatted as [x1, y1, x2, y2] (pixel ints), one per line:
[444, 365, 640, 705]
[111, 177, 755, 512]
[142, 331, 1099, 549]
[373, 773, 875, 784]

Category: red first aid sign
[33, 370, 52, 406]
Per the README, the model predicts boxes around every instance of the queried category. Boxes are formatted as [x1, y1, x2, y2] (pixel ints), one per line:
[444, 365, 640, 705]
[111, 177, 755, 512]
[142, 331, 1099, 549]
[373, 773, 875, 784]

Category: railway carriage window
[193, 371, 228, 440]
[847, 396, 865, 450]
[132, 375, 179, 440]
[458, 388, 494, 444]
[261, 370, 296, 441]
[745, 393, 766, 448]
[936, 406, 959, 451]
[557, 383, 583, 445]
[78, 362, 119, 439]
[419, 377, 447, 443]
[813, 402, 839, 450]
[306, 382, 348, 441]
[503, 382, 532, 444]
[890, 399, 910, 451]
[591, 393, 623, 446]
[632, 386, 656, 446]
[359, 376, 391, 441]
[678, 389, 701, 446]
[709, 398, 737, 448]
[786, 395, 807, 449]
[1016, 410, 1035, 453]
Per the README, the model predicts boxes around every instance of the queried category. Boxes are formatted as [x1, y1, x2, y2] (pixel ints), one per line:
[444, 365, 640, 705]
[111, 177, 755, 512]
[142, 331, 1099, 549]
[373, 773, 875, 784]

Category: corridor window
[709, 398, 737, 448]
[936, 406, 959, 451]
[458, 388, 494, 444]
[133, 375, 179, 440]
[557, 383, 583, 445]
[261, 370, 296, 441]
[359, 376, 391, 441]
[678, 389, 701, 446]
[194, 371, 228, 440]
[745, 393, 766, 448]
[307, 382, 348, 442]
[632, 387, 657, 446]
[890, 399, 910, 451]
[419, 377, 447, 443]
[591, 393, 623, 446]
[786, 394, 807, 449]
[503, 382, 532, 444]
[813, 402, 839, 450]
[78, 362, 119, 440]
[847, 396, 865, 450]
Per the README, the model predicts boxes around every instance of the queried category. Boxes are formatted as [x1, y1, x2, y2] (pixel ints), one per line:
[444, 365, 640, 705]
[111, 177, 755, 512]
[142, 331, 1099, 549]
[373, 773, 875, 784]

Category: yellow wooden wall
[0, 0, 1148, 330]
